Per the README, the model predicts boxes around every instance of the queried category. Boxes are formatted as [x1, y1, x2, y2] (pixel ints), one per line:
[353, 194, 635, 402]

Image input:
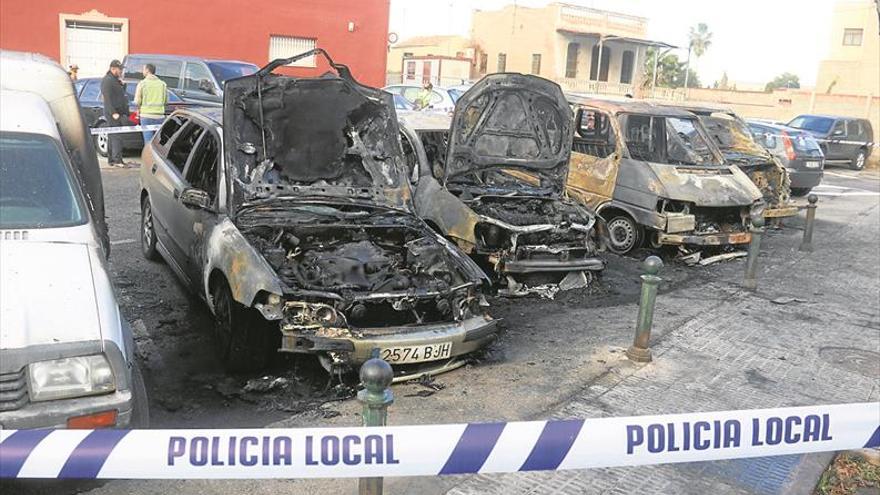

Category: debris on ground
[243, 375, 290, 393]
[698, 251, 747, 266]
[677, 251, 702, 266]
[814, 452, 880, 495]
[771, 296, 808, 305]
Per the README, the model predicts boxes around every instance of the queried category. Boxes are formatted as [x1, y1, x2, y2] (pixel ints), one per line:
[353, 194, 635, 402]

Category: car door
[148, 118, 204, 276]
[175, 124, 221, 285]
[826, 120, 848, 160]
[566, 107, 620, 209]
[78, 80, 104, 125]
[179, 62, 222, 104]
[843, 120, 863, 159]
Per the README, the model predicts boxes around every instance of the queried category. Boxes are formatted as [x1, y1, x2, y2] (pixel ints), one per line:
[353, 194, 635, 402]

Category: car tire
[790, 187, 812, 197]
[93, 123, 109, 158]
[850, 149, 866, 171]
[129, 361, 150, 428]
[605, 214, 642, 254]
[211, 280, 271, 373]
[140, 197, 161, 261]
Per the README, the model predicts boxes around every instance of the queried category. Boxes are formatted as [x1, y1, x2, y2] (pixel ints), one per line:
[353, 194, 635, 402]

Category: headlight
[750, 201, 766, 220]
[28, 355, 115, 402]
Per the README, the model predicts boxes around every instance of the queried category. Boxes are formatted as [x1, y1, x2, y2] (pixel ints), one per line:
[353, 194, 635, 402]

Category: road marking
[110, 238, 137, 246]
[812, 184, 880, 197]
[824, 171, 868, 179]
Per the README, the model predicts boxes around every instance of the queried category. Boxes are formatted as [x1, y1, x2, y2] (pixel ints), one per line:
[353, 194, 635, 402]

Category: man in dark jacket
[101, 59, 131, 167]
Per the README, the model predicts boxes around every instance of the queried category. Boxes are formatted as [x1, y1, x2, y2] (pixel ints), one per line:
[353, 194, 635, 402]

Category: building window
[565, 42, 579, 78]
[843, 28, 863, 46]
[479, 53, 488, 73]
[531, 54, 542, 75]
[269, 35, 316, 67]
[497, 53, 507, 72]
[620, 50, 635, 84]
[590, 44, 611, 82]
[406, 61, 416, 80]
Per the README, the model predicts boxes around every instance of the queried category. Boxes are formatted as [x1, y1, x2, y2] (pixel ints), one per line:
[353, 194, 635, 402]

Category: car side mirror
[180, 188, 211, 210]
[198, 79, 216, 95]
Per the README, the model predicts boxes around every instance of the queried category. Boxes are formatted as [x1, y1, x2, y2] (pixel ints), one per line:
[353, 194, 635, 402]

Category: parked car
[566, 96, 763, 254]
[123, 53, 258, 105]
[383, 84, 458, 112]
[139, 49, 498, 376]
[405, 74, 605, 297]
[786, 114, 874, 170]
[677, 106, 798, 220]
[0, 50, 147, 428]
[74, 77, 209, 157]
[392, 93, 415, 111]
[747, 120, 825, 196]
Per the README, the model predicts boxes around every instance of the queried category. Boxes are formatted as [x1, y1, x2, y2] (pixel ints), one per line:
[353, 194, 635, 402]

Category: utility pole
[683, 43, 692, 89]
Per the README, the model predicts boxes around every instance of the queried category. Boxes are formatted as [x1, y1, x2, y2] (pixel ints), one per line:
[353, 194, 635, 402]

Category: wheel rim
[608, 217, 636, 251]
[97, 133, 108, 153]
[857, 153, 865, 169]
[142, 202, 153, 247]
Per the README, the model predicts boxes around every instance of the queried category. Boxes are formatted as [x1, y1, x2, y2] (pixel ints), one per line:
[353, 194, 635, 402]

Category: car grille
[0, 368, 29, 412]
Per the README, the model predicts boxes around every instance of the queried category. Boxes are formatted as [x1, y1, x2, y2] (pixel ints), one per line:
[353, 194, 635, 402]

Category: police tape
[89, 124, 162, 135]
[0, 402, 877, 479]
[754, 132, 878, 149]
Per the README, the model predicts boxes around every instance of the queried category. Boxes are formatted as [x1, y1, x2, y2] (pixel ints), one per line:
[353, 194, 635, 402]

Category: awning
[557, 30, 677, 49]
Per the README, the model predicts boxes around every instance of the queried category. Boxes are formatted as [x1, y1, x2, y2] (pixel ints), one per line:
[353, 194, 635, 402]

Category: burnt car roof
[567, 95, 699, 118]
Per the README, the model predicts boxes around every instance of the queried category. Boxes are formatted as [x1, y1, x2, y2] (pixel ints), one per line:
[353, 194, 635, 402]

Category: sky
[389, 0, 838, 88]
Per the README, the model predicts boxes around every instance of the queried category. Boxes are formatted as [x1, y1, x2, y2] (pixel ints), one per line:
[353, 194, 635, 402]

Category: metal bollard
[743, 215, 765, 290]
[626, 256, 663, 363]
[357, 349, 394, 495]
[799, 194, 818, 252]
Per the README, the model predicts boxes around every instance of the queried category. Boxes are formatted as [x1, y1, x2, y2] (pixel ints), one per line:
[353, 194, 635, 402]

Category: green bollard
[799, 194, 818, 252]
[626, 256, 663, 363]
[357, 350, 393, 495]
[743, 215, 765, 290]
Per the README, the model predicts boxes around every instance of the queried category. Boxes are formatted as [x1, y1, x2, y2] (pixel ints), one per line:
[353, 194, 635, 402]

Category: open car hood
[223, 49, 412, 213]
[444, 74, 573, 194]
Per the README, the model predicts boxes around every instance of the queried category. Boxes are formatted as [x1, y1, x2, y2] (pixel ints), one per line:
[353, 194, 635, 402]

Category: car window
[158, 116, 188, 147]
[123, 57, 146, 80]
[184, 132, 220, 202]
[205, 61, 258, 85]
[184, 62, 216, 94]
[0, 132, 85, 229]
[832, 120, 846, 136]
[846, 120, 861, 138]
[431, 91, 444, 104]
[788, 116, 834, 134]
[166, 122, 205, 172]
[79, 80, 102, 102]
[402, 87, 421, 102]
[620, 114, 720, 166]
[573, 109, 616, 158]
[132, 59, 184, 88]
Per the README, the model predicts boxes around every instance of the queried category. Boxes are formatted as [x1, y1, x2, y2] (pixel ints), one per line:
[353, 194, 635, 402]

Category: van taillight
[781, 130, 796, 161]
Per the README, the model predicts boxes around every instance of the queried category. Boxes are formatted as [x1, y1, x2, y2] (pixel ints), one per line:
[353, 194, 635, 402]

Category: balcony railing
[556, 4, 648, 37]
[555, 78, 635, 97]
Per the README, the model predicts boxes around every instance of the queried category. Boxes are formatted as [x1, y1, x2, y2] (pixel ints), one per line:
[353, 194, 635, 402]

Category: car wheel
[790, 187, 812, 197]
[605, 214, 642, 254]
[850, 150, 866, 171]
[211, 280, 271, 373]
[140, 197, 161, 261]
[129, 361, 150, 428]
[94, 124, 109, 158]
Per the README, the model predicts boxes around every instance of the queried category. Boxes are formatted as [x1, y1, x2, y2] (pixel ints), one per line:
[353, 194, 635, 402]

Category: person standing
[414, 81, 434, 110]
[100, 59, 131, 167]
[134, 63, 167, 144]
[67, 64, 79, 81]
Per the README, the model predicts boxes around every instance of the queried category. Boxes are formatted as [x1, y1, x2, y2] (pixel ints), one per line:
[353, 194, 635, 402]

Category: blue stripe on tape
[519, 419, 584, 472]
[58, 430, 129, 479]
[864, 426, 880, 449]
[439, 422, 506, 474]
[0, 429, 52, 478]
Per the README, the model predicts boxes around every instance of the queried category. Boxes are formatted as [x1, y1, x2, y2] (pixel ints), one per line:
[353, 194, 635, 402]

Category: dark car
[123, 54, 258, 105]
[137, 50, 498, 376]
[786, 115, 873, 170]
[747, 121, 825, 196]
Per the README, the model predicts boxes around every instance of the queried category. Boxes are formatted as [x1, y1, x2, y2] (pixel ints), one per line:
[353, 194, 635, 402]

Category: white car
[0, 51, 147, 429]
[383, 84, 458, 112]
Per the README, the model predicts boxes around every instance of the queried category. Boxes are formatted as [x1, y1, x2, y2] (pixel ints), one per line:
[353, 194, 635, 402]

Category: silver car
[0, 51, 148, 429]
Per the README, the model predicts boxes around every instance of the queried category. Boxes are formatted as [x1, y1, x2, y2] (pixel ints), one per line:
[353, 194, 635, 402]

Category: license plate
[380, 342, 452, 364]
[805, 161, 820, 169]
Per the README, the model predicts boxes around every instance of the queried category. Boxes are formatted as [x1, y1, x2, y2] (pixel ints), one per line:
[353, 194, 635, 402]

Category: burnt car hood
[645, 162, 763, 207]
[223, 57, 411, 214]
[444, 73, 573, 195]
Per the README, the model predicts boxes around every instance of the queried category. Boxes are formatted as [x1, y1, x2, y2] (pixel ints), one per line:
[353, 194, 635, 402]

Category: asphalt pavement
[6, 162, 879, 495]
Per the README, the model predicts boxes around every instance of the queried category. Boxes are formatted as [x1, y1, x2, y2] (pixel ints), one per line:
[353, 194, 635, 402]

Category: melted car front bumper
[658, 231, 752, 246]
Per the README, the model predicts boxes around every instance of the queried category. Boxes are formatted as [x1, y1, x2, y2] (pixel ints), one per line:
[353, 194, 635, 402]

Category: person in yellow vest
[134, 63, 167, 143]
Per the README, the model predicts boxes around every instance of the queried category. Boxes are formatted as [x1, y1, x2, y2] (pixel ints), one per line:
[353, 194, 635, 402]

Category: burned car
[566, 96, 763, 254]
[676, 106, 798, 221]
[139, 50, 497, 375]
[407, 74, 605, 297]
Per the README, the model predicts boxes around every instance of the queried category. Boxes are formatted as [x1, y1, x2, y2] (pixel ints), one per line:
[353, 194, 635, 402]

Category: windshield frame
[206, 61, 259, 85]
[0, 131, 88, 230]
[698, 113, 769, 158]
[618, 112, 725, 167]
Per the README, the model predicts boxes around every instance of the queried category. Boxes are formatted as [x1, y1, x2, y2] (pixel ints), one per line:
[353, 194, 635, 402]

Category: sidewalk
[389, 190, 880, 493]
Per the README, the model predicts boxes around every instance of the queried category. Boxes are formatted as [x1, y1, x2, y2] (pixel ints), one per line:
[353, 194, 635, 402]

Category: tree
[684, 23, 713, 88]
[643, 48, 701, 89]
[765, 72, 800, 91]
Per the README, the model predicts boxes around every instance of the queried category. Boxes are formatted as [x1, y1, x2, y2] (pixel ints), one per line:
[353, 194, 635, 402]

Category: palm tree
[684, 23, 712, 88]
